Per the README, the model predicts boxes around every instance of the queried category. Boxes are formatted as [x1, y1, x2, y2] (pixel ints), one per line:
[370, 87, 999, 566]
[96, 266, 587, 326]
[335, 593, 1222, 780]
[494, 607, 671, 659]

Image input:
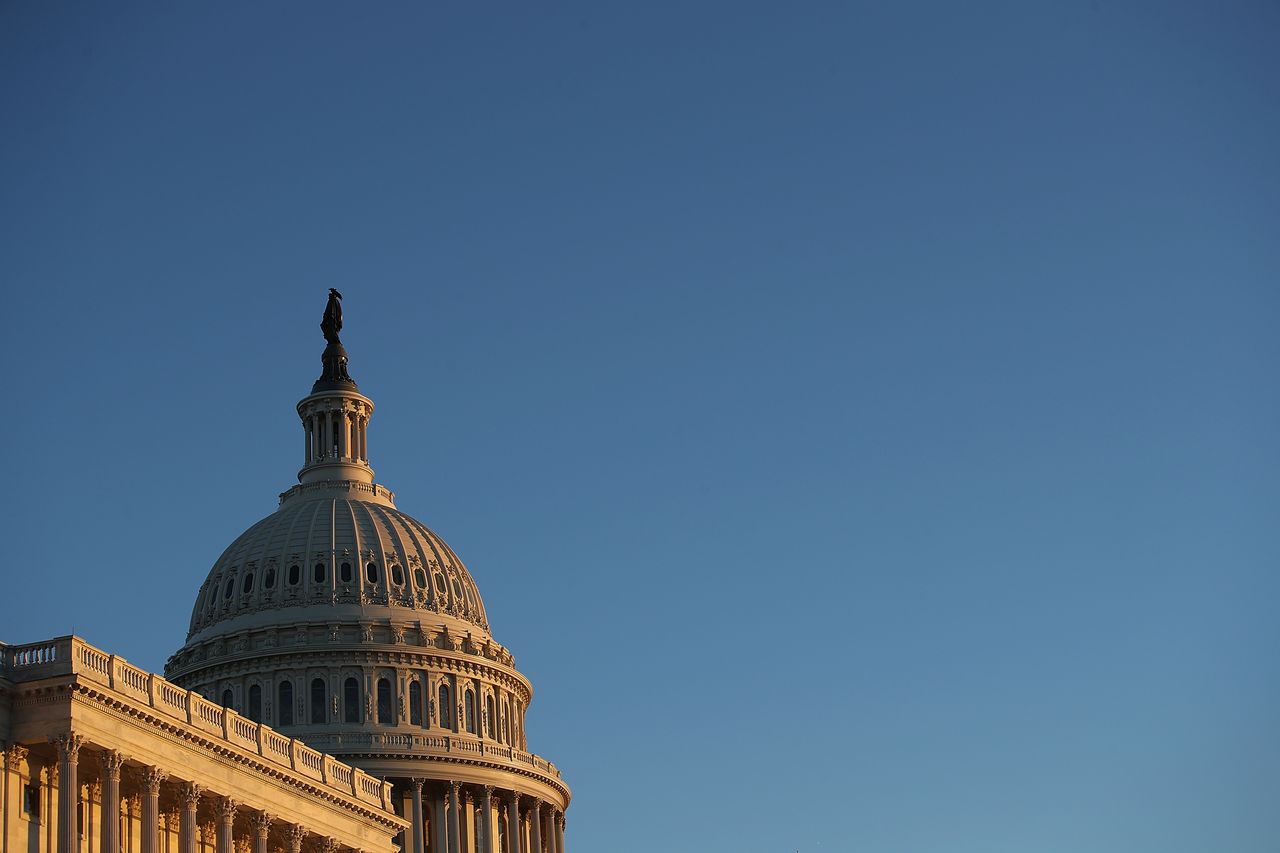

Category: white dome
[182, 489, 491, 646]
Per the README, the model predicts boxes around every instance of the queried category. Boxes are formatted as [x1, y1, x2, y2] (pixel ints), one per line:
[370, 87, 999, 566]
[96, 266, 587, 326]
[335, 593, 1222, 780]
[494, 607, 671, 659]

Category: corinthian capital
[99, 750, 124, 779]
[180, 783, 204, 807]
[52, 732, 83, 762]
[141, 767, 168, 793]
[6, 744, 29, 771]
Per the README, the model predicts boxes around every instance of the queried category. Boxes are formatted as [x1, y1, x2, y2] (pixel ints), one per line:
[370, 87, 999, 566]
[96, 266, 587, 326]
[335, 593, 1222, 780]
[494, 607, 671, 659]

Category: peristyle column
[216, 798, 237, 853]
[179, 784, 203, 853]
[505, 793, 521, 853]
[141, 767, 168, 853]
[410, 779, 426, 853]
[535, 801, 548, 853]
[478, 787, 494, 853]
[100, 751, 124, 853]
[251, 813, 272, 853]
[447, 782, 461, 853]
[554, 813, 565, 853]
[53, 733, 82, 853]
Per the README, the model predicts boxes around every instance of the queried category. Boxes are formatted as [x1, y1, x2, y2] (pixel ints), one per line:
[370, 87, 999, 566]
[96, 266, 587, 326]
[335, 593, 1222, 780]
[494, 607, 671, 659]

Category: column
[141, 768, 168, 853]
[360, 417, 368, 461]
[99, 752, 123, 853]
[429, 787, 447, 853]
[179, 785, 202, 853]
[446, 782, 461, 853]
[250, 814, 272, 853]
[528, 802, 541, 853]
[216, 799, 236, 853]
[53, 733, 82, 853]
[505, 793, 520, 853]
[410, 780, 426, 853]
[478, 788, 493, 853]
[553, 814, 564, 853]
[303, 420, 311, 466]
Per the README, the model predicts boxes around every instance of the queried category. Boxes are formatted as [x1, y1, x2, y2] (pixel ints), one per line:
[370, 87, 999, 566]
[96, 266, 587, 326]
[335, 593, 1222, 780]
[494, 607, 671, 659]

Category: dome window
[391, 564, 405, 586]
[486, 695, 496, 740]
[313, 562, 326, 584]
[278, 681, 294, 725]
[464, 688, 476, 734]
[248, 684, 262, 722]
[220, 688, 233, 708]
[414, 568, 427, 588]
[366, 562, 379, 584]
[264, 567, 276, 589]
[310, 678, 326, 724]
[224, 578, 235, 600]
[340, 562, 353, 583]
[376, 678, 394, 725]
[241, 573, 254, 595]
[409, 681, 422, 726]
[438, 684, 452, 729]
[343, 678, 360, 723]
[288, 564, 300, 586]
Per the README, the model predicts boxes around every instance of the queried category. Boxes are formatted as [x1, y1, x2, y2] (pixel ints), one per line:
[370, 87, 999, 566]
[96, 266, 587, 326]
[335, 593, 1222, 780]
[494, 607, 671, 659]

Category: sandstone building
[0, 294, 570, 853]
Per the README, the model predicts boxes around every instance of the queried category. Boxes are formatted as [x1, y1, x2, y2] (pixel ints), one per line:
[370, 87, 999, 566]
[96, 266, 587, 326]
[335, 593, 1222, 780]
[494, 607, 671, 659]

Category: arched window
[502, 698, 510, 743]
[464, 689, 476, 734]
[248, 684, 262, 722]
[278, 681, 294, 725]
[224, 578, 235, 600]
[409, 681, 422, 726]
[264, 567, 276, 589]
[376, 678, 394, 725]
[438, 683, 452, 729]
[343, 678, 360, 723]
[313, 562, 326, 584]
[391, 564, 405, 586]
[310, 678, 327, 724]
[288, 564, 300, 586]
[366, 562, 379, 584]
[486, 695, 496, 740]
[221, 688, 234, 708]
[242, 573, 254, 595]
[340, 562, 352, 583]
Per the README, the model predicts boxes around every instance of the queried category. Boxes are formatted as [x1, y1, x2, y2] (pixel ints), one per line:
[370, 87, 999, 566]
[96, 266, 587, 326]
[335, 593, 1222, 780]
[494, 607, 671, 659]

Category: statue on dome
[314, 288, 357, 391]
[321, 288, 344, 345]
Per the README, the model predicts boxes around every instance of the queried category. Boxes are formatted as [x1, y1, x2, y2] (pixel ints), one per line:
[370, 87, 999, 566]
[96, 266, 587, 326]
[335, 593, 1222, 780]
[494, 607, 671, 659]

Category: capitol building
[0, 294, 570, 853]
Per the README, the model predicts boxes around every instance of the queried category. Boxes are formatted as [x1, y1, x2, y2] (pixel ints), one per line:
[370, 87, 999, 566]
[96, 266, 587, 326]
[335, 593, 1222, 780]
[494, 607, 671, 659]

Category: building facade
[0, 294, 569, 853]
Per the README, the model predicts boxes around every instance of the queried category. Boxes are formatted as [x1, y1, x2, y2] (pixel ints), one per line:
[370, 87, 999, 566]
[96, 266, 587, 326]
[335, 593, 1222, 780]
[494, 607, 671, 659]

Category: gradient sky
[2, 3, 1277, 852]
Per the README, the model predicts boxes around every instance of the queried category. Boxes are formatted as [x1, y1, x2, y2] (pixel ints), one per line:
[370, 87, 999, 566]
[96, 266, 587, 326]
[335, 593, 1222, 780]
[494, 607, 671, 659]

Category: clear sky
[2, 3, 1277, 851]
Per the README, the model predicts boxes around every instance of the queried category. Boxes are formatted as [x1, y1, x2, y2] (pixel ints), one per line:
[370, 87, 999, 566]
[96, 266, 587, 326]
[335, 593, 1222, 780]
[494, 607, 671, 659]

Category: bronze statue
[314, 289, 356, 391]
[321, 288, 344, 345]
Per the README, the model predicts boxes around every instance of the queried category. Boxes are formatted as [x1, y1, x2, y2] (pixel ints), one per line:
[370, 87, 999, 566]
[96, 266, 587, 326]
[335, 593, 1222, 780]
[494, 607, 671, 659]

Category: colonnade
[402, 779, 565, 853]
[303, 407, 369, 466]
[11, 735, 366, 853]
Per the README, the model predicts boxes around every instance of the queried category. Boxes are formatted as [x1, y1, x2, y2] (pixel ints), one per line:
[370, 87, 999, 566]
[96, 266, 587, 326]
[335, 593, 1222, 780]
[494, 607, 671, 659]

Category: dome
[164, 293, 568, 824]
[183, 485, 491, 646]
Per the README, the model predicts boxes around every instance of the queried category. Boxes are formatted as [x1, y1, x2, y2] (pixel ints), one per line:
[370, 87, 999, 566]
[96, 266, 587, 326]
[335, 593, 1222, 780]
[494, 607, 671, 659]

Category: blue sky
[2, 3, 1277, 851]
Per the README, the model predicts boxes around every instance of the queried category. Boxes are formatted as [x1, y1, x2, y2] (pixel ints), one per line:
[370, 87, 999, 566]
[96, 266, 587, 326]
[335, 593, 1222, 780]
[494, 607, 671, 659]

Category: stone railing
[1, 636, 395, 812]
[303, 731, 563, 780]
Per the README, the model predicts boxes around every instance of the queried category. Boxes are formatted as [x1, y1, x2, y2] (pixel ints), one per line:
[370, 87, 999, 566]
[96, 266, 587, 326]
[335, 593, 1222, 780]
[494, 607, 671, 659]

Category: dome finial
[315, 288, 358, 392]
